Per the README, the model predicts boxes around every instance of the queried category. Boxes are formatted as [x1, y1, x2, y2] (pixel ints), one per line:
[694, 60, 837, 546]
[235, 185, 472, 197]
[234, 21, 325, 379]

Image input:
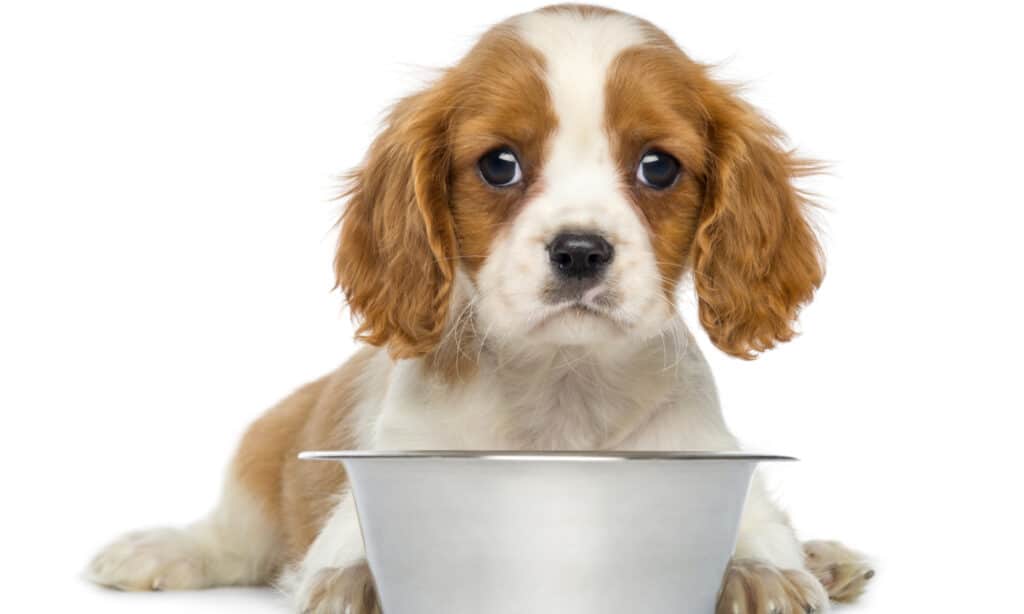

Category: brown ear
[694, 82, 824, 359]
[334, 85, 457, 359]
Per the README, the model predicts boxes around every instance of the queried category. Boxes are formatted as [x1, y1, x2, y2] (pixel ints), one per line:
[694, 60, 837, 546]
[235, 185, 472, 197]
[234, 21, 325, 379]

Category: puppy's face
[336, 6, 823, 361]
[457, 12, 712, 347]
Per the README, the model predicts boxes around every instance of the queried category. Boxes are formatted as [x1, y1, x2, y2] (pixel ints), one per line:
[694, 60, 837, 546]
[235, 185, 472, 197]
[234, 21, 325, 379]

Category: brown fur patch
[334, 24, 555, 361]
[232, 348, 377, 563]
[334, 83, 457, 360]
[693, 81, 824, 359]
[605, 45, 710, 302]
[605, 31, 823, 359]
[448, 26, 556, 277]
[232, 376, 328, 533]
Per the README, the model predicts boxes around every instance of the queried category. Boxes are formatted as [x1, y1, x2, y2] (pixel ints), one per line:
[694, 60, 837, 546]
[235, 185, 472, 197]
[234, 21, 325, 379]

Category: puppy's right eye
[636, 149, 682, 190]
[478, 147, 522, 187]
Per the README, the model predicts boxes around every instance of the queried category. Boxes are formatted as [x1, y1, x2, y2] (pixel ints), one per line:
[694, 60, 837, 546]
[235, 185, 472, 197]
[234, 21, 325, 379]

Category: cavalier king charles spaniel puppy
[89, 5, 873, 613]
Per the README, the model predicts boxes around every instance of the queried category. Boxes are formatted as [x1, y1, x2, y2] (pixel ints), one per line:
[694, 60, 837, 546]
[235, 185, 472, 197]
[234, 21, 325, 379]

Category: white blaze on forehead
[515, 10, 649, 145]
[512, 9, 651, 238]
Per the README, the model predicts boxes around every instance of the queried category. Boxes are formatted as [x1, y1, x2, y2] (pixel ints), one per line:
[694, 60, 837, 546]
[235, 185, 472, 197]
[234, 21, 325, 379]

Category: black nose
[548, 233, 614, 280]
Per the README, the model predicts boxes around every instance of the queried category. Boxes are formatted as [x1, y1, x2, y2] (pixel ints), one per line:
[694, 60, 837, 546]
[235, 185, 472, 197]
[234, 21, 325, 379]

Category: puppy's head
[336, 5, 823, 360]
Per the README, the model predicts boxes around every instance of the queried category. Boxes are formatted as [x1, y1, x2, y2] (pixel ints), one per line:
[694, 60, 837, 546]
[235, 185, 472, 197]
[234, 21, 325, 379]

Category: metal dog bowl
[299, 451, 793, 614]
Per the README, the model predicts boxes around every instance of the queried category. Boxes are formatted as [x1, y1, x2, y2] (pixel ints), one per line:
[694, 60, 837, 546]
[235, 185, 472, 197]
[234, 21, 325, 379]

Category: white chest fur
[370, 318, 736, 453]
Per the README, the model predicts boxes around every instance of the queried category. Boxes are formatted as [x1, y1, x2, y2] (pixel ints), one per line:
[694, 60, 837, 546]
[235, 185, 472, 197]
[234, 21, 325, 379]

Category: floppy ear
[693, 82, 824, 359]
[334, 85, 457, 359]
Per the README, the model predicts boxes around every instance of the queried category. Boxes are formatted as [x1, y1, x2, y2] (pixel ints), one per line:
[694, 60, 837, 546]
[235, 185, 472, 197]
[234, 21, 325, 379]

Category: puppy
[88, 5, 873, 613]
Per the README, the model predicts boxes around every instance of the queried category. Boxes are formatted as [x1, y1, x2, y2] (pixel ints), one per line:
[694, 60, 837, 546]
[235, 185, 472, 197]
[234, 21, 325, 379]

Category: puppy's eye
[636, 149, 681, 190]
[478, 147, 522, 187]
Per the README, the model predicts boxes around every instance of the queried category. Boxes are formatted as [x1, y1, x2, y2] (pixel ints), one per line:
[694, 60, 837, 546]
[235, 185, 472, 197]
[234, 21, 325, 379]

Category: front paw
[803, 540, 875, 603]
[299, 561, 380, 614]
[717, 559, 829, 614]
[87, 528, 208, 591]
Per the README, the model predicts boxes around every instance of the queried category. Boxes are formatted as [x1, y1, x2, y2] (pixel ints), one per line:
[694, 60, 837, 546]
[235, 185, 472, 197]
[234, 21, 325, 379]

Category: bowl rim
[298, 450, 796, 462]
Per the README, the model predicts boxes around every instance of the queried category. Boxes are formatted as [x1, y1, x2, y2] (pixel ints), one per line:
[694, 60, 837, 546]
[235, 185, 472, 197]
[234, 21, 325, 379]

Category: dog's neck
[427, 306, 693, 450]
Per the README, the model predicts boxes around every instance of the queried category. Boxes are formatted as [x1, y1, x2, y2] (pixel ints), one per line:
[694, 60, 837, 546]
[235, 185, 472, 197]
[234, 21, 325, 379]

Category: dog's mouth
[528, 300, 628, 333]
[563, 302, 607, 318]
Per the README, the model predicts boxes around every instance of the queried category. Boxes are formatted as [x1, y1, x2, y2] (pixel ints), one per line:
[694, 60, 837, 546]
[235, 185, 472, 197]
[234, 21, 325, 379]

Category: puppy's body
[89, 6, 872, 613]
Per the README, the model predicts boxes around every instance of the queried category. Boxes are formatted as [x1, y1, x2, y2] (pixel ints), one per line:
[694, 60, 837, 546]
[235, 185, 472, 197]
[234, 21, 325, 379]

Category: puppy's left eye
[478, 147, 523, 187]
[636, 150, 681, 190]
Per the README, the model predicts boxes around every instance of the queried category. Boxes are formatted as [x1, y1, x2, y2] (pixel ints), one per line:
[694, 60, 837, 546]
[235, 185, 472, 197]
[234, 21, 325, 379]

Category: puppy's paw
[300, 561, 380, 614]
[803, 540, 874, 603]
[87, 528, 208, 591]
[717, 559, 829, 614]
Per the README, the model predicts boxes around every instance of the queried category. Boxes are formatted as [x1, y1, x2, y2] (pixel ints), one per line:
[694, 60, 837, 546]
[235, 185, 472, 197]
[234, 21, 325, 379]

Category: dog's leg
[285, 492, 379, 614]
[717, 476, 831, 613]
[86, 476, 282, 591]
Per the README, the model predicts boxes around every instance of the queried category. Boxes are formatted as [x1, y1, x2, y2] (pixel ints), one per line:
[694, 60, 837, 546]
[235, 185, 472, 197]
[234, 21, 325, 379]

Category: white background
[2, 1, 1022, 612]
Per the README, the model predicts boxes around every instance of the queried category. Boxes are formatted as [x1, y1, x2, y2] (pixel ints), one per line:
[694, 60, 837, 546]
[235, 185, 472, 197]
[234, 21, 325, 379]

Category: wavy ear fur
[694, 80, 824, 359]
[335, 84, 457, 359]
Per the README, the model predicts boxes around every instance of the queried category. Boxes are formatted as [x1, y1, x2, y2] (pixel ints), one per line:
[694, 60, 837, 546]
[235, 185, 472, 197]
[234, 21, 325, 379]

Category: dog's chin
[524, 304, 630, 347]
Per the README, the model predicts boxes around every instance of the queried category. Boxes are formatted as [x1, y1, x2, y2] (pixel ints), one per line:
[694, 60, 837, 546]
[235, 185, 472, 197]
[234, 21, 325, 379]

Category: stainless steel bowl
[299, 451, 793, 614]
